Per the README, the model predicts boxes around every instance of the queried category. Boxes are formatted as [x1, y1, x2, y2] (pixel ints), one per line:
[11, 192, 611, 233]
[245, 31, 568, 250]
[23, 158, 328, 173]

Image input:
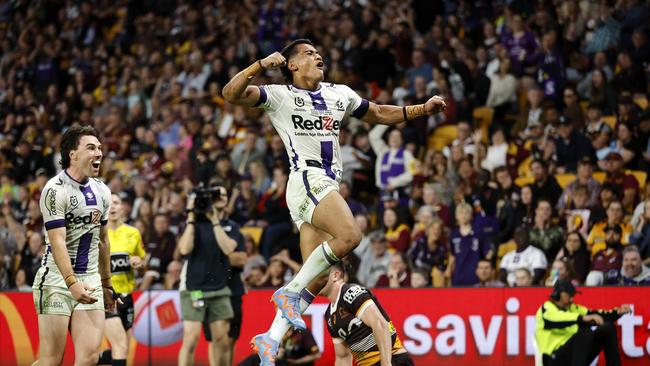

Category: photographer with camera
[178, 186, 242, 366]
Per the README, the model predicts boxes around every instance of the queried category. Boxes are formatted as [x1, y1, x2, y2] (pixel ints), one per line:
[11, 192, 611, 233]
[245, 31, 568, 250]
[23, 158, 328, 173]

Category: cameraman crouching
[178, 186, 239, 366]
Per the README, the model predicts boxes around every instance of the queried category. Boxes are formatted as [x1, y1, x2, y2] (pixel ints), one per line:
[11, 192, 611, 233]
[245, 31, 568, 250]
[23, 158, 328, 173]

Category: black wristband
[402, 106, 409, 122]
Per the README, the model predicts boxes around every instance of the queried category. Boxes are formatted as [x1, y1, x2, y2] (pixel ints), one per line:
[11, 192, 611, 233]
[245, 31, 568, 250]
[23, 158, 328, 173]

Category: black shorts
[105, 294, 134, 330]
[203, 296, 243, 341]
[372, 353, 414, 366]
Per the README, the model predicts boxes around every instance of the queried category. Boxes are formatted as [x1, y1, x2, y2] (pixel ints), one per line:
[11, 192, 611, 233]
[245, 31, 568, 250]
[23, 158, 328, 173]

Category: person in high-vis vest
[535, 280, 632, 366]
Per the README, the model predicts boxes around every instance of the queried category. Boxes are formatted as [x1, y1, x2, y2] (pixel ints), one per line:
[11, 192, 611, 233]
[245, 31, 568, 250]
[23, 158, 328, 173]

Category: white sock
[285, 241, 338, 293]
[269, 289, 315, 342]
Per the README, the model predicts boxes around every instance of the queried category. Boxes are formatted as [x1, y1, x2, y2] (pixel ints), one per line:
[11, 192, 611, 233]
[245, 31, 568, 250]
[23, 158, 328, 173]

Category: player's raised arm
[361, 95, 446, 126]
[222, 52, 286, 107]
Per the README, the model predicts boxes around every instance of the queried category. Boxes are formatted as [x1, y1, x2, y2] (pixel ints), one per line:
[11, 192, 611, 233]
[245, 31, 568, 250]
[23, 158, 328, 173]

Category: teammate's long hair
[60, 125, 100, 169]
[280, 38, 314, 83]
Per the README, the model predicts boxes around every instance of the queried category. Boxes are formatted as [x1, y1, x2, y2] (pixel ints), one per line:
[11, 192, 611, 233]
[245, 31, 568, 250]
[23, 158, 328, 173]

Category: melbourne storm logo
[294, 97, 305, 107]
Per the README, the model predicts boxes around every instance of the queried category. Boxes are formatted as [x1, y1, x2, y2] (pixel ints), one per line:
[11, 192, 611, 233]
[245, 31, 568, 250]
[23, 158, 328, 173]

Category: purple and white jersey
[38, 170, 111, 282]
[255, 83, 369, 180]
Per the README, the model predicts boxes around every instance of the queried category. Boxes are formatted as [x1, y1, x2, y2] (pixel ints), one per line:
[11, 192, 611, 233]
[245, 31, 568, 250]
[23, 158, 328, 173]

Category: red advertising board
[2, 287, 650, 365]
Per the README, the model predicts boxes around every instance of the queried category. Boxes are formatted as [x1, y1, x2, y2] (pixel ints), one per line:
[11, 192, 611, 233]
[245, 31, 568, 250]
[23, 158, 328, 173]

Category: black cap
[551, 279, 579, 298]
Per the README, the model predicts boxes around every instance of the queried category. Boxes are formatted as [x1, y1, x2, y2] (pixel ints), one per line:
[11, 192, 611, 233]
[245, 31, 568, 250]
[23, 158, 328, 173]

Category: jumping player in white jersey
[223, 39, 446, 365]
[32, 125, 116, 366]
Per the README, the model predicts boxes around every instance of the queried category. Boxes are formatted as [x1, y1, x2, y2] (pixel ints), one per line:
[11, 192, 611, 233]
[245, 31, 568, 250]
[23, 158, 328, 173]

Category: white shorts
[33, 273, 104, 316]
[286, 170, 339, 230]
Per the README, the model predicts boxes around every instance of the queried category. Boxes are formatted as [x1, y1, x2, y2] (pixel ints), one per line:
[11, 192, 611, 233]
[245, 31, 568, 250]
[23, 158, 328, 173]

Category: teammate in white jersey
[223, 39, 446, 365]
[32, 125, 116, 366]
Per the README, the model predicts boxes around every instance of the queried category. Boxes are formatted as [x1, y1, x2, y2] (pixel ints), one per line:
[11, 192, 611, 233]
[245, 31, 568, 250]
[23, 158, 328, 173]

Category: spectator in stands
[408, 219, 448, 287]
[561, 87, 585, 129]
[410, 269, 430, 288]
[383, 207, 411, 253]
[259, 250, 300, 288]
[376, 253, 411, 288]
[500, 226, 548, 286]
[583, 69, 618, 114]
[411, 205, 435, 242]
[588, 200, 633, 256]
[448, 203, 492, 286]
[486, 58, 517, 117]
[442, 121, 477, 159]
[141, 213, 177, 289]
[630, 200, 650, 262]
[529, 199, 565, 262]
[254, 166, 291, 259]
[501, 14, 537, 76]
[556, 231, 592, 285]
[420, 183, 451, 228]
[356, 231, 391, 288]
[603, 151, 639, 213]
[370, 125, 414, 205]
[562, 185, 593, 237]
[545, 258, 578, 287]
[514, 87, 544, 137]
[13, 268, 31, 292]
[557, 156, 601, 213]
[611, 245, 650, 286]
[230, 131, 265, 175]
[530, 159, 563, 205]
[613, 51, 647, 95]
[226, 175, 257, 226]
[611, 121, 642, 170]
[248, 161, 272, 198]
[586, 225, 624, 286]
[15, 231, 43, 286]
[475, 259, 504, 287]
[338, 181, 367, 217]
[514, 268, 534, 287]
[553, 116, 594, 173]
[585, 105, 614, 157]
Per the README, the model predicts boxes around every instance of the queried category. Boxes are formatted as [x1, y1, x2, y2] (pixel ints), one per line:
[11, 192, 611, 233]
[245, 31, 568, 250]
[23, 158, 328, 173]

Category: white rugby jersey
[255, 83, 369, 180]
[36, 170, 111, 283]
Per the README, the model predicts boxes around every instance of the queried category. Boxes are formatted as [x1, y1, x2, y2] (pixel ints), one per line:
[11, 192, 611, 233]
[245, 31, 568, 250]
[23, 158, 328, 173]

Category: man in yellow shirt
[535, 280, 631, 366]
[587, 200, 632, 255]
[98, 193, 146, 366]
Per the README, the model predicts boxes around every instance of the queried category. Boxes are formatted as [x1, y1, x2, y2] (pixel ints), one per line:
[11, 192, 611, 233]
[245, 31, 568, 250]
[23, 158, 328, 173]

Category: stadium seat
[240, 226, 264, 247]
[580, 101, 589, 114]
[496, 240, 516, 270]
[428, 125, 457, 151]
[515, 175, 534, 187]
[628, 170, 647, 188]
[602, 115, 617, 130]
[555, 173, 576, 189]
[634, 96, 648, 110]
[472, 107, 494, 143]
[592, 171, 606, 183]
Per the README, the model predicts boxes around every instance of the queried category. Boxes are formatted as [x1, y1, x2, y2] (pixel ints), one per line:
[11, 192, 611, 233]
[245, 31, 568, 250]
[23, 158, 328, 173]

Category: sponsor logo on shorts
[44, 294, 65, 309]
[299, 198, 310, 216]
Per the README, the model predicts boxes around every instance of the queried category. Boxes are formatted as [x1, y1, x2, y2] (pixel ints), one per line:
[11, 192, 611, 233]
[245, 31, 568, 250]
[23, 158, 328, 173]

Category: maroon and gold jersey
[325, 283, 405, 366]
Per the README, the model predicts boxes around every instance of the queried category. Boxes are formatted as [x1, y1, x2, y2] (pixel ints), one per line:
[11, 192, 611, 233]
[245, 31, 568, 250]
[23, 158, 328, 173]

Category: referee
[535, 280, 631, 366]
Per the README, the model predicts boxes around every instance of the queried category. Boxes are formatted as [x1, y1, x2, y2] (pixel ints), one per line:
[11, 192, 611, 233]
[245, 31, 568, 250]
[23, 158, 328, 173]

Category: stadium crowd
[1, 0, 650, 293]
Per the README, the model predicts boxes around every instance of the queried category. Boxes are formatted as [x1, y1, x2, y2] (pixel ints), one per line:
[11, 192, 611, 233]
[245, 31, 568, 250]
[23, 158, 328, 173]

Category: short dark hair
[331, 259, 353, 280]
[280, 38, 315, 82]
[60, 125, 100, 169]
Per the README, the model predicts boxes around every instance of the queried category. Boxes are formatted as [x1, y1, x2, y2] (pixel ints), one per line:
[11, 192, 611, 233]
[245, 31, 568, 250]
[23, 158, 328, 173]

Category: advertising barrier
[2, 287, 650, 365]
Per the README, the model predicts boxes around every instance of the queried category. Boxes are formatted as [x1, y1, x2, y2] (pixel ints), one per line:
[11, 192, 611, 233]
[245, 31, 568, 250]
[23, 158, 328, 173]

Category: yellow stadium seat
[515, 175, 535, 187]
[517, 156, 533, 179]
[240, 226, 264, 247]
[428, 124, 458, 152]
[602, 116, 617, 130]
[592, 171, 606, 183]
[634, 96, 648, 110]
[580, 101, 589, 114]
[473, 107, 494, 144]
[496, 240, 517, 270]
[555, 173, 577, 189]
[627, 170, 647, 188]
